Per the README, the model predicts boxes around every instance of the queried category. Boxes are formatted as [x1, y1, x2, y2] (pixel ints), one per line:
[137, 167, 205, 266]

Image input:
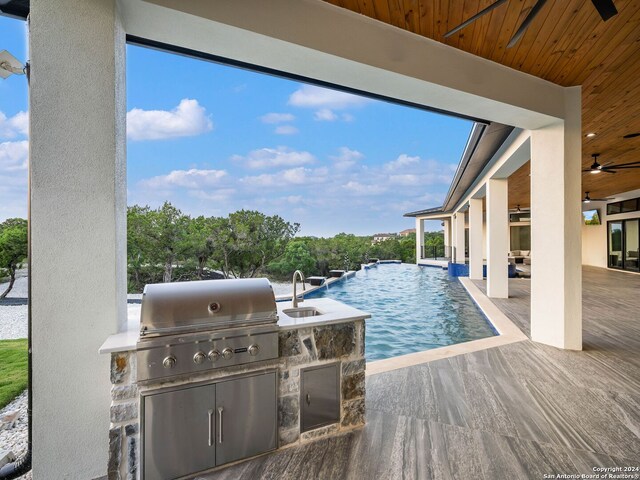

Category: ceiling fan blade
[604, 161, 640, 168]
[591, 0, 618, 21]
[444, 0, 508, 38]
[601, 169, 617, 173]
[603, 165, 640, 170]
[507, 0, 549, 48]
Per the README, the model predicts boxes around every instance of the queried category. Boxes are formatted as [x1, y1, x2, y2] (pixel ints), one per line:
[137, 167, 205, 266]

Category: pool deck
[201, 266, 640, 479]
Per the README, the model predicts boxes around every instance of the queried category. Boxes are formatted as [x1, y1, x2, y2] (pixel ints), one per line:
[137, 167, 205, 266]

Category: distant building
[372, 233, 395, 243]
[398, 228, 416, 237]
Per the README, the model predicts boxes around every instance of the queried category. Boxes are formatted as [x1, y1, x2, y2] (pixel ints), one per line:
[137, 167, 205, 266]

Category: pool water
[307, 263, 497, 362]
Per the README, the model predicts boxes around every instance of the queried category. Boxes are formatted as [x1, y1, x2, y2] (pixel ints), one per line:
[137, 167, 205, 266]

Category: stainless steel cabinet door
[215, 372, 277, 466]
[301, 363, 340, 432]
[143, 384, 216, 480]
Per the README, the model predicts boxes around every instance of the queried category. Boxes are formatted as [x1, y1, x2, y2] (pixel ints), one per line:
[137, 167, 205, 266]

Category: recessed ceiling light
[623, 132, 640, 139]
[586, 133, 596, 137]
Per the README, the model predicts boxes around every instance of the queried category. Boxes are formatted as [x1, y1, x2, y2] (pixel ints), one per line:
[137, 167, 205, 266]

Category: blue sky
[1, 15, 472, 236]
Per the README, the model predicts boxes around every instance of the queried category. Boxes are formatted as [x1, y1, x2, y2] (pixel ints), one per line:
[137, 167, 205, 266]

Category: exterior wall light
[0, 50, 26, 79]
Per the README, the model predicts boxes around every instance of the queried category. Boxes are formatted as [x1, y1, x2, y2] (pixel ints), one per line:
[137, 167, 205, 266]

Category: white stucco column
[486, 179, 509, 298]
[30, 0, 127, 477]
[443, 218, 450, 250]
[415, 217, 424, 261]
[530, 87, 582, 350]
[454, 212, 466, 264]
[469, 198, 484, 280]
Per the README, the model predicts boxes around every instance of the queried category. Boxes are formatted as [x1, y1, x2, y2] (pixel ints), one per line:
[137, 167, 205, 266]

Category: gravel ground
[0, 270, 28, 340]
[0, 391, 31, 479]
[0, 270, 30, 478]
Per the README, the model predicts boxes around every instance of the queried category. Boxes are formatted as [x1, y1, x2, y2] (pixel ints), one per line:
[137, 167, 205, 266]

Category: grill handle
[217, 406, 224, 444]
[207, 409, 213, 446]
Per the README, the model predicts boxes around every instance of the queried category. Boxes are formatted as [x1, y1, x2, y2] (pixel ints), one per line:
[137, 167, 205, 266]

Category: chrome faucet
[292, 270, 306, 308]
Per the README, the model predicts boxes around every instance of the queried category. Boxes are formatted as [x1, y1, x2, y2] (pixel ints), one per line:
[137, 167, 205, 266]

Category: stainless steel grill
[136, 278, 279, 382]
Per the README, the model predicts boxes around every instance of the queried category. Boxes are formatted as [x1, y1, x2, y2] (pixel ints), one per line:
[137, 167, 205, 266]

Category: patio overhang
[21, 0, 591, 478]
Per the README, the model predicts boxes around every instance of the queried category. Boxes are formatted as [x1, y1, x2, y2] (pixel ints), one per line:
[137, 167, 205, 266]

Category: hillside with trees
[125, 202, 444, 292]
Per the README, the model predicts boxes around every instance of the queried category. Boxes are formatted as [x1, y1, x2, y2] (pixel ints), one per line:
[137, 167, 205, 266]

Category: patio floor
[200, 266, 640, 480]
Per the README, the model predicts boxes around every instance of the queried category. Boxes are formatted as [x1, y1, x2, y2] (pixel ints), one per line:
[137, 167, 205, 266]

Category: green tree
[151, 202, 191, 283]
[224, 210, 299, 278]
[186, 215, 217, 280]
[126, 202, 192, 291]
[0, 218, 28, 300]
[268, 240, 317, 278]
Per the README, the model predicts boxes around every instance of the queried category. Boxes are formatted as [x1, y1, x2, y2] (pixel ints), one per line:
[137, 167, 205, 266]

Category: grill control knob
[162, 355, 177, 369]
[193, 351, 207, 365]
[222, 347, 234, 360]
[208, 350, 220, 362]
[248, 344, 260, 356]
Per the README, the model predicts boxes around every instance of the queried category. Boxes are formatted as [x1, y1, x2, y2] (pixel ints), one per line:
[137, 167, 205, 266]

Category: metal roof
[403, 206, 445, 218]
[404, 121, 514, 218]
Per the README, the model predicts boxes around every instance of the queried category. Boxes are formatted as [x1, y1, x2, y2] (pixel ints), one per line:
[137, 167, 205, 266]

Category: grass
[0, 339, 28, 410]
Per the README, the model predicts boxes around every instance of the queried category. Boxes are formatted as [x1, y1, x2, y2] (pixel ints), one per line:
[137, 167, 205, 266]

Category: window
[607, 197, 640, 215]
[510, 225, 531, 251]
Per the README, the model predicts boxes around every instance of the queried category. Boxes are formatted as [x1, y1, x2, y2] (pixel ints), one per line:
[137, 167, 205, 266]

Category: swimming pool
[307, 263, 497, 361]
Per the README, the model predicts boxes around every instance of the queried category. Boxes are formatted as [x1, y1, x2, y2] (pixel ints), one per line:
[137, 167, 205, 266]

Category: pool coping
[366, 276, 528, 376]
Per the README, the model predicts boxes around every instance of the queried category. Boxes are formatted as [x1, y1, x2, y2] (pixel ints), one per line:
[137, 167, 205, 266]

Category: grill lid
[139, 278, 278, 337]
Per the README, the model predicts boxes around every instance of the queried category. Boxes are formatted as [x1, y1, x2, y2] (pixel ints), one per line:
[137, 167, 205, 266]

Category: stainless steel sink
[283, 307, 323, 318]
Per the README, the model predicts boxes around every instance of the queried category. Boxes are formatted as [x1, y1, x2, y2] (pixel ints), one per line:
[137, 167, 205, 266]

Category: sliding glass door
[608, 220, 640, 271]
[624, 220, 639, 272]
[608, 222, 623, 269]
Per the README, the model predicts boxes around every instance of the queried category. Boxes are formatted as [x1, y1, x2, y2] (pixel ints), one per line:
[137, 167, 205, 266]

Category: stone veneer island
[100, 297, 369, 480]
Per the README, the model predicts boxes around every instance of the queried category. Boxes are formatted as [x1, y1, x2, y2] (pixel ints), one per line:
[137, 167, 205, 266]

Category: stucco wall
[29, 0, 126, 477]
[582, 222, 607, 268]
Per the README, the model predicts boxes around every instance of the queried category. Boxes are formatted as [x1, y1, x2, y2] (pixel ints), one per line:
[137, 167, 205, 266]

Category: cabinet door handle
[217, 406, 224, 444]
[306, 393, 311, 405]
[207, 409, 213, 447]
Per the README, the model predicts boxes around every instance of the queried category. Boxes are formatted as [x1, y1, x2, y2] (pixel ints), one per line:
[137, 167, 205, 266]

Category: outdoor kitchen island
[99, 281, 369, 480]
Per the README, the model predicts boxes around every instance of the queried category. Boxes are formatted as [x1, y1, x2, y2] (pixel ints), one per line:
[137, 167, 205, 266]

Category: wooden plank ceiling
[322, 0, 640, 204]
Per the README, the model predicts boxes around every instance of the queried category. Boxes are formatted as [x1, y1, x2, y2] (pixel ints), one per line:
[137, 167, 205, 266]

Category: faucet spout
[292, 270, 306, 308]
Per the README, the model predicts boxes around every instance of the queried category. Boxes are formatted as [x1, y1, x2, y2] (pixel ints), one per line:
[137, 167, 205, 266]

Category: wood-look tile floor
[199, 266, 640, 480]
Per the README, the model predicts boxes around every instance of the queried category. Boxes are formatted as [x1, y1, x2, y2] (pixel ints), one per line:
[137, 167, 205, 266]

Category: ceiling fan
[583, 153, 640, 175]
[583, 192, 612, 203]
[444, 0, 618, 48]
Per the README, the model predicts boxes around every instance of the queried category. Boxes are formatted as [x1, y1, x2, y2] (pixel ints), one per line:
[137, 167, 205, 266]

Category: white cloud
[260, 112, 295, 124]
[0, 141, 29, 171]
[330, 147, 364, 170]
[127, 99, 213, 141]
[240, 167, 327, 187]
[314, 109, 338, 122]
[288, 85, 371, 110]
[384, 154, 420, 171]
[232, 146, 314, 169]
[139, 169, 227, 189]
[189, 188, 236, 202]
[342, 181, 388, 196]
[0, 111, 28, 139]
[341, 113, 354, 122]
[274, 125, 299, 135]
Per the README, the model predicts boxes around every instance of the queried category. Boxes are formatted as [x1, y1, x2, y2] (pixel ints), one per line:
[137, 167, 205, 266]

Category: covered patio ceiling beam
[123, 0, 566, 130]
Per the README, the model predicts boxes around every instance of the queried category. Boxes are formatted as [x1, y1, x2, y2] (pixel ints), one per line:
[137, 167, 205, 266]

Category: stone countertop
[276, 297, 370, 330]
[99, 298, 369, 354]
